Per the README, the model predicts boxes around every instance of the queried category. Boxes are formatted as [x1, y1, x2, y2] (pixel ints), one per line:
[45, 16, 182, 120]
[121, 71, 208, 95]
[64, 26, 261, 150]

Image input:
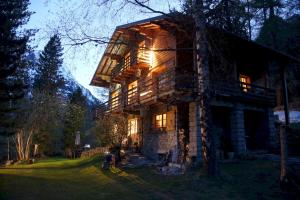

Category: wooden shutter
[166, 110, 175, 131]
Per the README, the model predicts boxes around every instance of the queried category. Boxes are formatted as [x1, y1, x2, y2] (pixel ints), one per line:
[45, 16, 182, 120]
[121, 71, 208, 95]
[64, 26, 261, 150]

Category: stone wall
[188, 102, 202, 160]
[141, 101, 277, 160]
[266, 108, 278, 151]
[141, 104, 177, 160]
[230, 104, 247, 154]
[80, 147, 109, 158]
[143, 131, 177, 160]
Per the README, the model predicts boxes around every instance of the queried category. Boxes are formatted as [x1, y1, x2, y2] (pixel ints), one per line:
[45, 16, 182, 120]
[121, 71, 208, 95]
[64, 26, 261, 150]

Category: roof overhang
[90, 15, 172, 88]
[90, 15, 299, 88]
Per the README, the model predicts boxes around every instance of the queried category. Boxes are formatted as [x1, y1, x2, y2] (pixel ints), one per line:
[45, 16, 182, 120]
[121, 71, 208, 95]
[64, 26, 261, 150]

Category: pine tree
[250, 0, 283, 21]
[70, 87, 87, 107]
[0, 0, 33, 135]
[206, 0, 249, 38]
[32, 35, 65, 155]
[62, 87, 86, 157]
[34, 34, 64, 95]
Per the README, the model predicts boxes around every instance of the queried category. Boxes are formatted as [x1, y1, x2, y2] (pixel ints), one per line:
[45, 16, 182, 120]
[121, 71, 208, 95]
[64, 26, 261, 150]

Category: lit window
[239, 74, 251, 92]
[124, 52, 130, 68]
[138, 41, 146, 60]
[149, 50, 154, 68]
[128, 81, 137, 105]
[155, 113, 167, 128]
[111, 90, 120, 109]
[128, 118, 138, 135]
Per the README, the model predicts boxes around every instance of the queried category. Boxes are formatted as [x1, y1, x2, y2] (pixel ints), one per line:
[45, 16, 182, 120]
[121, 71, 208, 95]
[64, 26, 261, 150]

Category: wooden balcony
[95, 68, 195, 116]
[111, 50, 150, 83]
[94, 72, 276, 118]
[210, 79, 276, 105]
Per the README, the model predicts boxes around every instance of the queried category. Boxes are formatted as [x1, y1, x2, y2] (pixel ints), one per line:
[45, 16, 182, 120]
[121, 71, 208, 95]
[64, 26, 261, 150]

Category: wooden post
[7, 136, 10, 161]
[280, 66, 289, 186]
[281, 68, 290, 126]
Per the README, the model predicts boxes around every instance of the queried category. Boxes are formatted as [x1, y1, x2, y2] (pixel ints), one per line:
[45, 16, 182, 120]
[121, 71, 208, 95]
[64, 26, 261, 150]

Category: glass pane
[163, 114, 167, 127]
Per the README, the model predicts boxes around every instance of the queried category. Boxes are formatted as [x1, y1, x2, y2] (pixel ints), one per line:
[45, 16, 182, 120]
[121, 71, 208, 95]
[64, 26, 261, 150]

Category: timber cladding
[151, 29, 176, 69]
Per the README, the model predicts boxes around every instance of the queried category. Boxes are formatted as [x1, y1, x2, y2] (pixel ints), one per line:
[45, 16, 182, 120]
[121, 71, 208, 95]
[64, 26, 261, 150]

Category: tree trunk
[280, 67, 290, 188]
[279, 125, 288, 184]
[193, 0, 219, 176]
[13, 129, 33, 161]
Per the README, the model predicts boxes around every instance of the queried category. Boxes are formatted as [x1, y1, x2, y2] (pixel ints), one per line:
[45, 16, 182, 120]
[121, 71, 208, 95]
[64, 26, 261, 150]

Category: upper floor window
[128, 80, 138, 104]
[138, 41, 146, 58]
[112, 84, 121, 91]
[124, 52, 130, 68]
[155, 113, 167, 128]
[111, 90, 120, 109]
[240, 74, 251, 92]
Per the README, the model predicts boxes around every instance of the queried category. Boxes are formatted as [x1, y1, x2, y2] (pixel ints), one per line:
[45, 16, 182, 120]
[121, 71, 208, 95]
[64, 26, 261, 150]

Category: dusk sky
[26, 0, 180, 100]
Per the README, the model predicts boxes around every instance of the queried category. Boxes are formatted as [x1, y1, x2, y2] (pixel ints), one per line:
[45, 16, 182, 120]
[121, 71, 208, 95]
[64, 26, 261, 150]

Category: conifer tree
[62, 87, 86, 157]
[34, 34, 64, 94]
[0, 0, 33, 135]
[32, 35, 65, 155]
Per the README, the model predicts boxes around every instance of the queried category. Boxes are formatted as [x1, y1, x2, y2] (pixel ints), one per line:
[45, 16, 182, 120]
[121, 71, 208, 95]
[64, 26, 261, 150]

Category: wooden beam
[104, 53, 122, 61]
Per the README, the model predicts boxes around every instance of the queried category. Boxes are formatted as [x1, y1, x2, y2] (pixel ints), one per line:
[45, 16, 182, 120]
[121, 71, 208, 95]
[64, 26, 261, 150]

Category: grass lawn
[0, 157, 288, 200]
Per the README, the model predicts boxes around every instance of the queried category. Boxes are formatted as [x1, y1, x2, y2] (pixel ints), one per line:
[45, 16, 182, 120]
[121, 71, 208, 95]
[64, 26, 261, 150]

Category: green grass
[3, 157, 96, 169]
[291, 122, 300, 130]
[0, 157, 287, 200]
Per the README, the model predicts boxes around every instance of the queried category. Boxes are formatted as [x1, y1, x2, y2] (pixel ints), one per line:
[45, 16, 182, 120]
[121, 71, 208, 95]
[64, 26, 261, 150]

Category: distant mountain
[63, 73, 100, 106]
[27, 51, 101, 107]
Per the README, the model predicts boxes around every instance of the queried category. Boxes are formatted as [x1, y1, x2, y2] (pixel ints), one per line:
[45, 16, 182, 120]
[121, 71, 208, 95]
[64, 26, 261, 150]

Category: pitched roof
[90, 15, 299, 87]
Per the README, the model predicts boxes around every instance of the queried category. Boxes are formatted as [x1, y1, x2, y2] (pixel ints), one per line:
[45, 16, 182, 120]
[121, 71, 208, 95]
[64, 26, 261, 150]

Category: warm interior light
[128, 118, 138, 136]
[149, 49, 154, 68]
[140, 90, 152, 97]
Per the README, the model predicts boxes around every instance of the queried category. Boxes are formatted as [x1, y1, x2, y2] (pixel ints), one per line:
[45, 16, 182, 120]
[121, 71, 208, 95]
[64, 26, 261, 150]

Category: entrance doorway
[244, 110, 268, 150]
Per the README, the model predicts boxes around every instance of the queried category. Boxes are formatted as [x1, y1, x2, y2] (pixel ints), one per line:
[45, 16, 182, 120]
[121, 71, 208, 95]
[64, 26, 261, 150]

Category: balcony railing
[94, 72, 275, 118]
[111, 50, 150, 82]
[96, 68, 192, 116]
[210, 79, 276, 103]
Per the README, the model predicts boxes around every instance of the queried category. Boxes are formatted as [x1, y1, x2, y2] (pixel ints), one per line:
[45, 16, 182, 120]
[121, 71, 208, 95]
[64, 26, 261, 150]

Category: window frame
[155, 113, 167, 129]
[239, 74, 251, 92]
[128, 118, 138, 136]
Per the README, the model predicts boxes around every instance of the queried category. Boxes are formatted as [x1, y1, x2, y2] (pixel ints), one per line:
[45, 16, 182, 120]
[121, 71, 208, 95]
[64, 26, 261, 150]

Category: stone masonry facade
[141, 102, 277, 160]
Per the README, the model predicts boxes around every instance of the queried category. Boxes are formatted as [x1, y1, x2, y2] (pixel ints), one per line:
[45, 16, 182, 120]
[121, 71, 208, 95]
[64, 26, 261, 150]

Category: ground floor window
[155, 113, 167, 128]
[128, 118, 138, 136]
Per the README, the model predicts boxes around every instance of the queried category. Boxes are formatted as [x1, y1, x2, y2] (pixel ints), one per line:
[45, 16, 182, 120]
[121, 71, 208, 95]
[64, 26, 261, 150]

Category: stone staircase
[121, 153, 155, 168]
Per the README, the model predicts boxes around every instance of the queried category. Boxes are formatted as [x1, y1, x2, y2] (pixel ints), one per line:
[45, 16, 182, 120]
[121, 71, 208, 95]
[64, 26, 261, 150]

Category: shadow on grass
[99, 166, 175, 200]
[1, 158, 297, 200]
[98, 160, 292, 200]
[0, 173, 53, 200]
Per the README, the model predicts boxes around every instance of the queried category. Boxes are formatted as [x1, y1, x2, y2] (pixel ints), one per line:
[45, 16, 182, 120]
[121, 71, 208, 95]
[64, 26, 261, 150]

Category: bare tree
[13, 90, 64, 161]
[92, 115, 127, 147]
